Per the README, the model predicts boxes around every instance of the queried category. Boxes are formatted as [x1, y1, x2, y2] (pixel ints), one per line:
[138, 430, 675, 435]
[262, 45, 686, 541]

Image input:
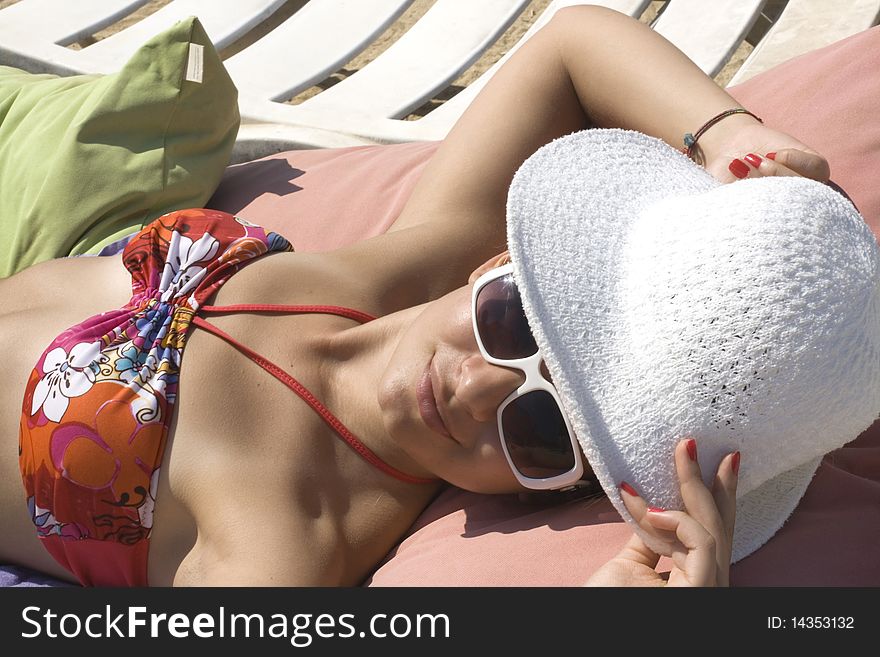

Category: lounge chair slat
[727, 0, 880, 85]
[80, 0, 287, 60]
[652, 0, 767, 78]
[0, 0, 288, 74]
[417, 0, 652, 134]
[224, 0, 416, 102]
[296, 0, 532, 120]
[0, 0, 150, 45]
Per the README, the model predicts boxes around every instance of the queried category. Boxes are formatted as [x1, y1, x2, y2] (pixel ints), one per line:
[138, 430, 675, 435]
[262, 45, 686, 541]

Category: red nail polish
[728, 159, 749, 179]
[732, 451, 741, 476]
[744, 153, 762, 168]
[619, 482, 639, 497]
[766, 152, 777, 160]
[647, 506, 665, 513]
[686, 439, 698, 462]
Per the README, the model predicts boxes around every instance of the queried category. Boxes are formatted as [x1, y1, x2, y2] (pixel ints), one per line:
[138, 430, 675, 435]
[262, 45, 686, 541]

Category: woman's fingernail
[619, 481, 639, 497]
[647, 506, 665, 513]
[732, 451, 741, 476]
[686, 438, 698, 462]
[766, 152, 777, 160]
[744, 153, 763, 168]
[728, 158, 750, 179]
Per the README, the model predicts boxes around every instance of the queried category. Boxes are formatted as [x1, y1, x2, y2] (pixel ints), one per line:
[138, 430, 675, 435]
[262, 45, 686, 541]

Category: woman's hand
[702, 120, 830, 184]
[585, 438, 739, 587]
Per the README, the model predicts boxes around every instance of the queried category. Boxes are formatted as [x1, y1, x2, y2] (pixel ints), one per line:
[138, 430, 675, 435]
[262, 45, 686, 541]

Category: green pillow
[0, 16, 240, 277]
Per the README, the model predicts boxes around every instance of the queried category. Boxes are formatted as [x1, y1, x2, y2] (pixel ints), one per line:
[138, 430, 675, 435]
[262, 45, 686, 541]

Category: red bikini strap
[200, 303, 376, 325]
[189, 314, 435, 486]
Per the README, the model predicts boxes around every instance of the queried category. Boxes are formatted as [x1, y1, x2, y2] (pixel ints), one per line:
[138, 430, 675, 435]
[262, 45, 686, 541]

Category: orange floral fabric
[18, 209, 292, 586]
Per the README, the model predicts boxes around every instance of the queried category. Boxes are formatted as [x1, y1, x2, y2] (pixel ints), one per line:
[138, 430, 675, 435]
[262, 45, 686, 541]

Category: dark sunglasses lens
[501, 390, 575, 478]
[475, 273, 538, 360]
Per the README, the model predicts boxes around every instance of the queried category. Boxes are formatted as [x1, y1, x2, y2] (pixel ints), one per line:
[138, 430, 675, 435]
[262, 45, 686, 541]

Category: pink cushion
[208, 140, 440, 252]
[365, 428, 880, 586]
[207, 25, 880, 586]
[367, 490, 633, 586]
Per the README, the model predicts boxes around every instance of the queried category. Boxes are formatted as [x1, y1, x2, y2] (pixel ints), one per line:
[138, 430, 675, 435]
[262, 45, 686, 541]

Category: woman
[0, 6, 829, 587]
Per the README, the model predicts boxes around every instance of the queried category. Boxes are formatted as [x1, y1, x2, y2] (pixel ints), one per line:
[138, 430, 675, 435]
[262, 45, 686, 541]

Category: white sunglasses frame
[471, 263, 584, 490]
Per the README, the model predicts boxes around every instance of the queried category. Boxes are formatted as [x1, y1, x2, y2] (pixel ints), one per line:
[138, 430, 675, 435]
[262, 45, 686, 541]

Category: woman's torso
[0, 237, 445, 586]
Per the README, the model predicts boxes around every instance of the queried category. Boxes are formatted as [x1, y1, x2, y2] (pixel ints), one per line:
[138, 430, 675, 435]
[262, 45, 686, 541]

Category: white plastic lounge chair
[222, 1, 417, 104]
[0, 0, 288, 74]
[651, 0, 767, 78]
[234, 1, 660, 152]
[728, 0, 880, 84]
[229, 1, 658, 157]
[1, 0, 878, 159]
[0, 0, 150, 49]
[232, 0, 880, 159]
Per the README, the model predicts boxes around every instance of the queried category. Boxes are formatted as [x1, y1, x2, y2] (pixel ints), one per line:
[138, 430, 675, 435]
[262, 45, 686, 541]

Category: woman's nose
[456, 354, 526, 423]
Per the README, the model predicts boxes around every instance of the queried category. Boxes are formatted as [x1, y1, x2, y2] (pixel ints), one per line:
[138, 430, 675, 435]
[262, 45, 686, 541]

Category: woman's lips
[417, 357, 452, 438]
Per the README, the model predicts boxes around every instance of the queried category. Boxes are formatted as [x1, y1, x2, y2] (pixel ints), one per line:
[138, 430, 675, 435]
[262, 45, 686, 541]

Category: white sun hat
[506, 128, 880, 562]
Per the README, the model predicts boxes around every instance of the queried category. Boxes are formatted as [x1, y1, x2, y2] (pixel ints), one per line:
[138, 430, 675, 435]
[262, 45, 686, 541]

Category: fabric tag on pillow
[185, 43, 204, 83]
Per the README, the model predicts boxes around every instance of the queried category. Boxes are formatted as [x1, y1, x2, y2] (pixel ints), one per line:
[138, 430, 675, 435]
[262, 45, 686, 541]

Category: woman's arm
[392, 5, 824, 243]
[342, 6, 825, 311]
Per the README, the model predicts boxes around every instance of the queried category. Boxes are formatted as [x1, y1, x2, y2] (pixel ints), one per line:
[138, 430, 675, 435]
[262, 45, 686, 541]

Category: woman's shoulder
[207, 246, 383, 314]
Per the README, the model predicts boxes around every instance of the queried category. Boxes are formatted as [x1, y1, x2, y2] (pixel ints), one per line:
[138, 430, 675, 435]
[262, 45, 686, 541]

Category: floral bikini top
[18, 208, 433, 587]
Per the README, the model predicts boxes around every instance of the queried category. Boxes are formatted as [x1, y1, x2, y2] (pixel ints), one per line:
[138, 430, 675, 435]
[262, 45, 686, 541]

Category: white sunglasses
[471, 263, 584, 490]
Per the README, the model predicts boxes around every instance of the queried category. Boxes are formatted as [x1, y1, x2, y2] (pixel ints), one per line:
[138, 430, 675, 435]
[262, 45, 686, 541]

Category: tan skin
[0, 7, 827, 586]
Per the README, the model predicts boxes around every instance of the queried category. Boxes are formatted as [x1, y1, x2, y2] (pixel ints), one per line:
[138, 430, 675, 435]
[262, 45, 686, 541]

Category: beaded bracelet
[682, 108, 763, 162]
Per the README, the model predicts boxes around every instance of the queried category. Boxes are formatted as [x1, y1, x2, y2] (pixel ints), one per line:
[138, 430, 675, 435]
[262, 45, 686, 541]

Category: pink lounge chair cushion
[207, 140, 441, 253]
[205, 25, 880, 586]
[365, 427, 880, 586]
